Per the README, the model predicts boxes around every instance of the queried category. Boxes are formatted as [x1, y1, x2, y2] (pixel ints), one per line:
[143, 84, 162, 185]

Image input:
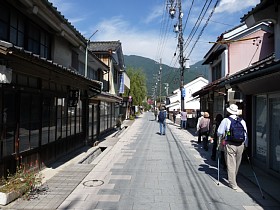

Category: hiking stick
[216, 136, 222, 185]
[217, 149, 220, 185]
[245, 150, 265, 199]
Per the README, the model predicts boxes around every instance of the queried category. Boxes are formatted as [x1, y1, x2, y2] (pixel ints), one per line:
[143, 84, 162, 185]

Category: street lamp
[163, 83, 169, 96]
[85, 30, 98, 77]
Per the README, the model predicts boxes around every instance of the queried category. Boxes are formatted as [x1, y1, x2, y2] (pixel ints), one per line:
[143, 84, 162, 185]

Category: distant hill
[124, 55, 208, 96]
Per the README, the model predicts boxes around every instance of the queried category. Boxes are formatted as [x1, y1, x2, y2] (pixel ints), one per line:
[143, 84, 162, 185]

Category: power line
[183, 0, 213, 53]
[186, 0, 220, 59]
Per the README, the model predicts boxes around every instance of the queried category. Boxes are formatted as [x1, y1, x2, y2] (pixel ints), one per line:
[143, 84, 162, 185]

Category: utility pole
[178, 0, 185, 111]
[159, 58, 162, 106]
[169, 0, 185, 111]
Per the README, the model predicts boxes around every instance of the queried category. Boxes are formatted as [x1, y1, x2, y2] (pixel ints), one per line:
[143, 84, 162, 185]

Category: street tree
[124, 67, 147, 106]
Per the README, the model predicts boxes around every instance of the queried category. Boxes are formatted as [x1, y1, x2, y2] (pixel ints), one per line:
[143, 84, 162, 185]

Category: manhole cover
[83, 180, 104, 187]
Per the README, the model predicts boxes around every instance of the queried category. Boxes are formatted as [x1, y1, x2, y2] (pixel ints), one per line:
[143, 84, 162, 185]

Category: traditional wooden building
[193, 0, 280, 178]
[0, 0, 128, 176]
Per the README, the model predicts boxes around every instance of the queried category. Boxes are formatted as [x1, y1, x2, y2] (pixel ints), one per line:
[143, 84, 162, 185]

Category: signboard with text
[68, 89, 80, 107]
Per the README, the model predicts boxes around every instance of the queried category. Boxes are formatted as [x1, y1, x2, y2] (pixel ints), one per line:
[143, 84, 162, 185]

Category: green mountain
[124, 55, 208, 96]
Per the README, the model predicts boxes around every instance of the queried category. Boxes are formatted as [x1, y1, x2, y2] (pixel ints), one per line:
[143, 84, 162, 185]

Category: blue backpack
[158, 111, 165, 122]
[227, 117, 245, 143]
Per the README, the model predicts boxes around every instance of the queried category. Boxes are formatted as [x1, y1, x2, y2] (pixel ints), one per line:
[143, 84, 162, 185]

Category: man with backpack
[217, 103, 248, 191]
[158, 107, 167, 135]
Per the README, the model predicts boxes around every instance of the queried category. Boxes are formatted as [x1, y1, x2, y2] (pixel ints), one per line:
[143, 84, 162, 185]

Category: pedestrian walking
[210, 114, 223, 161]
[196, 111, 204, 144]
[199, 112, 211, 151]
[158, 107, 167, 135]
[154, 107, 158, 121]
[172, 109, 177, 124]
[180, 109, 187, 129]
[217, 103, 248, 191]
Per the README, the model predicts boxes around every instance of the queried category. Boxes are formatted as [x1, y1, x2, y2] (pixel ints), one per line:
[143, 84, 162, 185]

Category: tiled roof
[89, 41, 121, 52]
[241, 0, 274, 22]
[44, 0, 86, 42]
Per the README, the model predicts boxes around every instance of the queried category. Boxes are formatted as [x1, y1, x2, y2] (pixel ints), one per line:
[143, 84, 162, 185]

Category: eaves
[0, 40, 102, 90]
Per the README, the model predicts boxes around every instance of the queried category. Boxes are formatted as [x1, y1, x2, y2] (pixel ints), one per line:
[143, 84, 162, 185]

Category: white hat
[226, 104, 239, 115]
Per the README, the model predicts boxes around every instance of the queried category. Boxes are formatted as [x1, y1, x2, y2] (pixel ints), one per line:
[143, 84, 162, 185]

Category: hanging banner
[119, 73, 125, 94]
[181, 88, 186, 97]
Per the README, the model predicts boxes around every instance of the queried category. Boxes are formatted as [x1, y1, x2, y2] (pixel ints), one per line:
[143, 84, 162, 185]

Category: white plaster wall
[222, 49, 228, 76]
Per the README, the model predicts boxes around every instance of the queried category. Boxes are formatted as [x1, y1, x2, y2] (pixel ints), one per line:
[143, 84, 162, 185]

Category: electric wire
[155, 0, 171, 62]
[182, 0, 195, 33]
[183, 0, 212, 53]
[186, 0, 220, 59]
[170, 0, 211, 69]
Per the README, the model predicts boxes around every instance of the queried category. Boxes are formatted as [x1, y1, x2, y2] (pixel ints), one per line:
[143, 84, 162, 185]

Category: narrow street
[5, 112, 280, 210]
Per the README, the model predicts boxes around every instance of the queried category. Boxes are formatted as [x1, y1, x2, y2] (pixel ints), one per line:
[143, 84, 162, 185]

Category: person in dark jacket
[210, 114, 223, 161]
[158, 107, 167, 135]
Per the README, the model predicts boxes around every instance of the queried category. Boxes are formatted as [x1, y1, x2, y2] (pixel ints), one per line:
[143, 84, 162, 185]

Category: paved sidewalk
[3, 112, 280, 209]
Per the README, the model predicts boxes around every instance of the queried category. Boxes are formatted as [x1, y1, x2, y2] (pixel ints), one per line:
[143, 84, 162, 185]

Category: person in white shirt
[217, 104, 248, 191]
[180, 109, 187, 129]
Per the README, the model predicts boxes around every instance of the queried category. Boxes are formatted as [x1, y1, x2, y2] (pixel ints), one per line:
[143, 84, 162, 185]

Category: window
[30, 95, 40, 149]
[40, 32, 51, 58]
[27, 23, 51, 59]
[88, 67, 97, 80]
[71, 50, 79, 70]
[0, 5, 9, 41]
[42, 96, 56, 144]
[27, 23, 40, 55]
[269, 95, 280, 172]
[113, 68, 118, 84]
[10, 11, 25, 47]
[76, 100, 83, 134]
[254, 95, 267, 163]
[2, 91, 16, 157]
[212, 62, 221, 82]
[100, 102, 105, 133]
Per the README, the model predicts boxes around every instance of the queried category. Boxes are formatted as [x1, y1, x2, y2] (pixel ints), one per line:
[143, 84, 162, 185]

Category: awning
[92, 91, 123, 103]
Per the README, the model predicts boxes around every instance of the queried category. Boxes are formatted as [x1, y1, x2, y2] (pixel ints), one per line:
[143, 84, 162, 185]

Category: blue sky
[49, 0, 259, 66]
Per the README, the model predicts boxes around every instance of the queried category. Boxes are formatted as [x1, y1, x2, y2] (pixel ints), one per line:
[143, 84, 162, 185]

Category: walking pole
[216, 136, 221, 185]
[245, 150, 265, 199]
[217, 148, 220, 185]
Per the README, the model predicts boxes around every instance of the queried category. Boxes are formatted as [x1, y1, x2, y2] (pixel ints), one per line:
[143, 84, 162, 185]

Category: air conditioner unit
[227, 89, 243, 102]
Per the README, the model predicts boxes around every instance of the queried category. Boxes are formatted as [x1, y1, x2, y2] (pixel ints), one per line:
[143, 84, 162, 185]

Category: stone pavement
[2, 112, 280, 210]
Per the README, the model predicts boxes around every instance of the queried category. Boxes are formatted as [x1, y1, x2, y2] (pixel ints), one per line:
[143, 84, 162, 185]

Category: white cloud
[215, 0, 259, 14]
[94, 17, 178, 66]
[144, 4, 165, 24]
